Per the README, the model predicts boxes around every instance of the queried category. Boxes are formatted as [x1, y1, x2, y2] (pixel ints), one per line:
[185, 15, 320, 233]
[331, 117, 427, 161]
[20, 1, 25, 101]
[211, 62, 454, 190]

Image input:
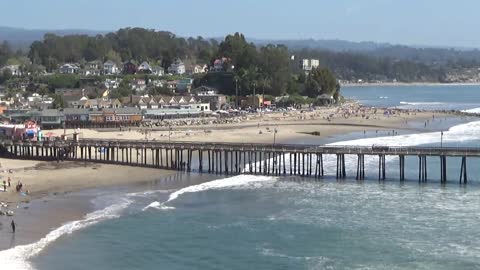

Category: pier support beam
[459, 156, 467, 184]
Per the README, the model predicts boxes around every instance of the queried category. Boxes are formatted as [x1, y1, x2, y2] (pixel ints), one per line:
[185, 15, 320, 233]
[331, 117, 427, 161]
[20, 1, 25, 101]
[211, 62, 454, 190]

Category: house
[89, 107, 142, 124]
[131, 79, 147, 92]
[193, 86, 227, 110]
[165, 81, 178, 92]
[211, 57, 231, 72]
[240, 95, 264, 109]
[63, 108, 90, 123]
[103, 61, 119, 75]
[152, 66, 165, 76]
[104, 78, 121, 89]
[316, 93, 334, 105]
[1, 65, 22, 76]
[122, 60, 137, 75]
[168, 59, 185, 75]
[300, 59, 319, 72]
[86, 60, 102, 70]
[192, 103, 211, 112]
[59, 63, 80, 74]
[35, 109, 65, 129]
[176, 79, 194, 93]
[75, 97, 121, 109]
[81, 69, 101, 76]
[137, 61, 153, 74]
[186, 64, 207, 75]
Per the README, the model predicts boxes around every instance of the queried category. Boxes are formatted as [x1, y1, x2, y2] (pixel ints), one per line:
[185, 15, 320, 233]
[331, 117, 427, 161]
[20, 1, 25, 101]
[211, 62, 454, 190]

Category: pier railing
[0, 139, 478, 183]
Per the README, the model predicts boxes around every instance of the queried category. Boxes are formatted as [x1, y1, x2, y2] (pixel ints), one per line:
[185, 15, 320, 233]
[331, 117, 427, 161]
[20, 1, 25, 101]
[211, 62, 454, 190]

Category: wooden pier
[1, 139, 479, 184]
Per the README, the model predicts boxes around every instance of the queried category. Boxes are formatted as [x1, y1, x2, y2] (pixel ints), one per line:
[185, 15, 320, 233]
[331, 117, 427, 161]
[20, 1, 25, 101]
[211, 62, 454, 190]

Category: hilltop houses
[168, 59, 186, 75]
[137, 61, 153, 74]
[103, 61, 119, 75]
[59, 63, 80, 74]
[300, 59, 319, 72]
[122, 60, 137, 74]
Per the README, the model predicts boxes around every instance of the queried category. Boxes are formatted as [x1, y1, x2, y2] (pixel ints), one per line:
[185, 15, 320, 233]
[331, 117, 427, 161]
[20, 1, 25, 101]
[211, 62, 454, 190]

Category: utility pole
[252, 81, 256, 110]
[235, 77, 238, 108]
[441, 131, 444, 148]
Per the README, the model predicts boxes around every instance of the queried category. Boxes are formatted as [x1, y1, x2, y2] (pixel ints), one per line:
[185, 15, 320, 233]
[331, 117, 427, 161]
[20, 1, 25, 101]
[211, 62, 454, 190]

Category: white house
[300, 59, 320, 72]
[168, 60, 186, 75]
[0, 65, 22, 76]
[59, 63, 80, 74]
[152, 66, 165, 76]
[103, 61, 119, 75]
[137, 61, 153, 74]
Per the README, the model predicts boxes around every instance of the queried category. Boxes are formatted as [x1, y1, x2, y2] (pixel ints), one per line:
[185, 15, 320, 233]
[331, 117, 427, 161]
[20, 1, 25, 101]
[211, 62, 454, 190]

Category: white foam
[142, 175, 276, 211]
[166, 175, 275, 203]
[399, 101, 444, 106]
[142, 201, 175, 211]
[462, 107, 480, 114]
[0, 198, 132, 270]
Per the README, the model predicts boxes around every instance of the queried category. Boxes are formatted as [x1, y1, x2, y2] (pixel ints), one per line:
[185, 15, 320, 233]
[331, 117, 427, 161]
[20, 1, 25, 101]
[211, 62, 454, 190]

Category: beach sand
[47, 108, 447, 144]
[0, 106, 466, 252]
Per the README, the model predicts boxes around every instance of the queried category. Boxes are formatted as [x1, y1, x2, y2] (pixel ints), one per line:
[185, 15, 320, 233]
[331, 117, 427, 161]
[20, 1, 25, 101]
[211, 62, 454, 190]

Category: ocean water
[342, 84, 480, 111]
[3, 85, 480, 269]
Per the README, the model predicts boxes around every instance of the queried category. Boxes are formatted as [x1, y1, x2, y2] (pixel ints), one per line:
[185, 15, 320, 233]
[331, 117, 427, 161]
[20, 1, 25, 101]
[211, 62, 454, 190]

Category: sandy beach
[0, 104, 471, 252]
[47, 105, 452, 144]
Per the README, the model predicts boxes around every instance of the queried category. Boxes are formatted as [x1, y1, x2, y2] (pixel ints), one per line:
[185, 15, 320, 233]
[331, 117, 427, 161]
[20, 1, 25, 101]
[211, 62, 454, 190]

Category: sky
[1, 0, 479, 47]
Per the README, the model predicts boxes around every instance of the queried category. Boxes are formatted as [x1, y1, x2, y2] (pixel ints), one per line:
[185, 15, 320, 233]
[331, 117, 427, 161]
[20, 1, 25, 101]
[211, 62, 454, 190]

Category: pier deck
[1, 139, 479, 184]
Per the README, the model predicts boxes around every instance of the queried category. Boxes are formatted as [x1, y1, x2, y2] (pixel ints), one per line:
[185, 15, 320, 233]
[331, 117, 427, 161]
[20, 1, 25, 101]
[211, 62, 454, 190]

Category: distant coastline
[342, 82, 480, 87]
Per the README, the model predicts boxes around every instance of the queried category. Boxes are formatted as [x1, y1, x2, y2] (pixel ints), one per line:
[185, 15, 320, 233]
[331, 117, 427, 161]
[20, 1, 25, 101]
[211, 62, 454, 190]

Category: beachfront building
[35, 109, 65, 129]
[89, 107, 142, 124]
[193, 86, 227, 110]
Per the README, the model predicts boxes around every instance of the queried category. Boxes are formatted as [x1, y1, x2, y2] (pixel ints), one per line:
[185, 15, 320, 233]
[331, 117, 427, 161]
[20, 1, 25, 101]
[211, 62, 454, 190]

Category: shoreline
[342, 82, 480, 87]
[0, 105, 477, 255]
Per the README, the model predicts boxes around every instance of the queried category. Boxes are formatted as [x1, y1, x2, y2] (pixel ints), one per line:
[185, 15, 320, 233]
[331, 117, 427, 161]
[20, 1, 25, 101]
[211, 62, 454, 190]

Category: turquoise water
[3, 85, 480, 270]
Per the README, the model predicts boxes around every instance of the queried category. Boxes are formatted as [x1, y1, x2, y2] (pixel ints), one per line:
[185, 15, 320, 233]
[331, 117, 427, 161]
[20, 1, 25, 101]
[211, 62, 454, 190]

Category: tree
[51, 94, 66, 109]
[305, 67, 339, 98]
[0, 69, 12, 84]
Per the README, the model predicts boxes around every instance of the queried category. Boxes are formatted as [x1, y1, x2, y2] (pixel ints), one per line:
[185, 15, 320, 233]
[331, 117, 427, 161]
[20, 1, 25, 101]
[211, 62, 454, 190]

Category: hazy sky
[1, 0, 479, 47]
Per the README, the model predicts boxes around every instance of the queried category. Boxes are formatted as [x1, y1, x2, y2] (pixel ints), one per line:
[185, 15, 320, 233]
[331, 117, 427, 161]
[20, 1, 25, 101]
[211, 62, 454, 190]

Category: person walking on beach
[11, 220, 15, 233]
[7, 177, 11, 187]
[3, 180, 6, 192]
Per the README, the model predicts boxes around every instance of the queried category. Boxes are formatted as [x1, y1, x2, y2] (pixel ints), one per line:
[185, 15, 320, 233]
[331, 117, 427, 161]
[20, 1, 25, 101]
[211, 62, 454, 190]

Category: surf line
[142, 175, 277, 211]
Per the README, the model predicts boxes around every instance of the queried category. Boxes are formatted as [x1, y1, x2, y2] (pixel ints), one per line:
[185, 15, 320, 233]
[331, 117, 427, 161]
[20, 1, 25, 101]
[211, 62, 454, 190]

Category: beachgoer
[3, 181, 6, 192]
[11, 220, 15, 233]
[7, 177, 10, 187]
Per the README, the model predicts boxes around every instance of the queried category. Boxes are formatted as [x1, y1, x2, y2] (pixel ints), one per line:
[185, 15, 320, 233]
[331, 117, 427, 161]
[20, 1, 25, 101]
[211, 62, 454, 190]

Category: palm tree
[258, 75, 271, 107]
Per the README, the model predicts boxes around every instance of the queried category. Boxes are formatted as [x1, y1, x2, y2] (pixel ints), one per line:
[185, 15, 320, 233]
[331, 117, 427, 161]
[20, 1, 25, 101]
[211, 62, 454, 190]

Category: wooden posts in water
[378, 155, 386, 180]
[419, 155, 427, 182]
[356, 154, 365, 180]
[440, 156, 447, 183]
[336, 154, 346, 179]
[2, 141, 480, 184]
[459, 156, 467, 184]
[399, 155, 405, 181]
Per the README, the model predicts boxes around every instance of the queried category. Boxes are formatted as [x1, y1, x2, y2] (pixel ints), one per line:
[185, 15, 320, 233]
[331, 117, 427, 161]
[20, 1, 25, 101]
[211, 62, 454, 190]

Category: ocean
[3, 85, 480, 270]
